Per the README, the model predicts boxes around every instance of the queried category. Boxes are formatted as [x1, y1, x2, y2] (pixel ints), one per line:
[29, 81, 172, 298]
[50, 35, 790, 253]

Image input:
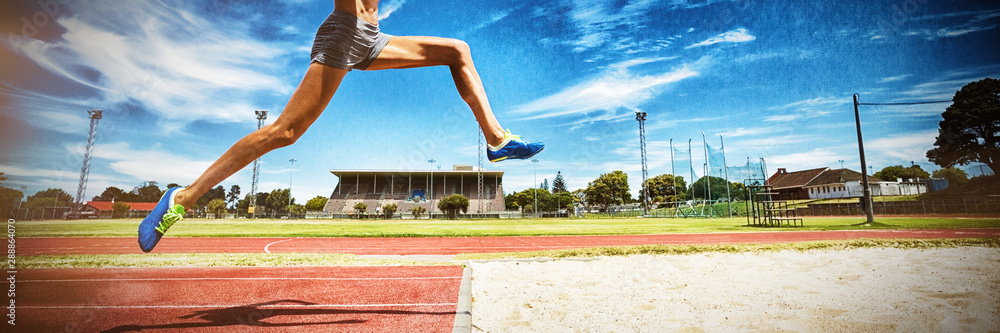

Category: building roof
[805, 168, 882, 187]
[768, 167, 884, 190]
[330, 169, 504, 178]
[86, 201, 159, 211]
[767, 167, 828, 190]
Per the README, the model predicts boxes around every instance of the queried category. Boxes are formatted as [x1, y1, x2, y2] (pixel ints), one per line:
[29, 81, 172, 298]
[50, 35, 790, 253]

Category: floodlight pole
[636, 111, 648, 215]
[853, 94, 875, 223]
[428, 159, 436, 218]
[250, 110, 267, 218]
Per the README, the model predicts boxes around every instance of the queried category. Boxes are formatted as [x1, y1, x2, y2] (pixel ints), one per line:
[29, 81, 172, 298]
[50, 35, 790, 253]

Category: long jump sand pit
[470, 247, 1000, 332]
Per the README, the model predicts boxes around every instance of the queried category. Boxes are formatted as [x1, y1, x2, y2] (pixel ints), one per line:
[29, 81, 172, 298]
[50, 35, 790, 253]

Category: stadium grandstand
[324, 165, 505, 217]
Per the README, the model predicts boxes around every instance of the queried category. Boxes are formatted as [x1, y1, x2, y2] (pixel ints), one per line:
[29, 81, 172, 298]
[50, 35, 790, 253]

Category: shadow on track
[100, 299, 453, 332]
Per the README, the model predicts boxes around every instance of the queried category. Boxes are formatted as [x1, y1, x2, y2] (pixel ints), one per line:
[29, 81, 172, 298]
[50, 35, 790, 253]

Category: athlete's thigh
[365, 35, 465, 70]
[273, 62, 349, 131]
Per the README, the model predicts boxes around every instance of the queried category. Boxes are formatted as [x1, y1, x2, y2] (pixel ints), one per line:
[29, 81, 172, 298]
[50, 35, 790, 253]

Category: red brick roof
[806, 169, 882, 187]
[767, 167, 828, 189]
[768, 168, 884, 189]
[86, 201, 159, 211]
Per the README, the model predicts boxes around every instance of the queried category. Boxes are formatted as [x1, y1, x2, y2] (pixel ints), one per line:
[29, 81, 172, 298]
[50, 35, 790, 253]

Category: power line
[857, 100, 950, 106]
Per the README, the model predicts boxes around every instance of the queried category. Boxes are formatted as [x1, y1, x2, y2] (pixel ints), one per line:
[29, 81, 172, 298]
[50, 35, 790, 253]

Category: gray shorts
[310, 10, 392, 71]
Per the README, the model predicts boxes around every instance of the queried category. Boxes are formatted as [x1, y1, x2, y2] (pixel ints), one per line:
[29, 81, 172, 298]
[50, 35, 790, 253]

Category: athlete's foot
[137, 187, 186, 252]
[487, 129, 544, 162]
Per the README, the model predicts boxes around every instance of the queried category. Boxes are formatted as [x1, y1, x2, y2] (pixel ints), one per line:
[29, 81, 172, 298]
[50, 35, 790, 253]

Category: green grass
[19, 253, 443, 269]
[456, 238, 1000, 261]
[16, 216, 1000, 238]
[20, 238, 999, 268]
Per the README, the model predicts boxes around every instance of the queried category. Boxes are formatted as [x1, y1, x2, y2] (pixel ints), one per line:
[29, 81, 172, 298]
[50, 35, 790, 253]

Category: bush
[112, 202, 130, 219]
[353, 202, 367, 213]
[410, 206, 426, 218]
[437, 194, 469, 219]
[383, 203, 398, 219]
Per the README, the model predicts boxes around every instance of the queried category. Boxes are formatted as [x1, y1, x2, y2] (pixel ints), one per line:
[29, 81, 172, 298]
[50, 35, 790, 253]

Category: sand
[469, 247, 1000, 332]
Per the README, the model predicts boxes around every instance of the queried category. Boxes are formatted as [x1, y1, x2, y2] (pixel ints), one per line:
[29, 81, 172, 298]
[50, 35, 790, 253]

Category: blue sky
[1, 0, 999, 204]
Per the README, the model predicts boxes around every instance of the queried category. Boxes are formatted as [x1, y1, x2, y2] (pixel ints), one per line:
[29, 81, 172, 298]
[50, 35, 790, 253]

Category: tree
[874, 165, 931, 181]
[23, 188, 74, 210]
[353, 202, 368, 213]
[932, 166, 969, 186]
[207, 198, 227, 219]
[0, 187, 24, 211]
[540, 179, 549, 191]
[552, 171, 568, 193]
[305, 196, 329, 211]
[437, 194, 470, 219]
[227, 185, 241, 210]
[571, 189, 587, 209]
[0, 171, 6, 186]
[584, 170, 630, 211]
[94, 186, 132, 202]
[927, 78, 1000, 173]
[196, 186, 226, 211]
[382, 203, 398, 219]
[287, 204, 306, 217]
[266, 189, 292, 213]
[112, 202, 130, 219]
[504, 193, 518, 210]
[410, 206, 426, 218]
[132, 182, 162, 202]
[690, 176, 745, 201]
[641, 174, 687, 204]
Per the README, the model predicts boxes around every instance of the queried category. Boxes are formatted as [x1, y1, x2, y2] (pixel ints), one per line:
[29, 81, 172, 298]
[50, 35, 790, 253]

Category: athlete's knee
[263, 124, 301, 148]
[441, 39, 472, 66]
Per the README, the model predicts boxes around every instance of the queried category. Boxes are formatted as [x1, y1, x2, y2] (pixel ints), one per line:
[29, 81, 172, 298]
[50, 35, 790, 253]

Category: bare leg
[364, 36, 507, 146]
[173, 63, 349, 208]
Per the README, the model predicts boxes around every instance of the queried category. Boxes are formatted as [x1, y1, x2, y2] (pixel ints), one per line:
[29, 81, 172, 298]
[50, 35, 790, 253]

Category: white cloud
[511, 58, 700, 123]
[903, 9, 1000, 40]
[866, 130, 938, 163]
[767, 148, 847, 172]
[685, 28, 756, 49]
[85, 142, 215, 185]
[879, 74, 912, 83]
[464, 6, 522, 35]
[3, 0, 293, 129]
[378, 0, 408, 20]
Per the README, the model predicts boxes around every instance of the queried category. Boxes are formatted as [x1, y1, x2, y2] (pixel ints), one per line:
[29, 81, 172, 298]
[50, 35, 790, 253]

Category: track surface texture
[16, 266, 463, 332]
[20, 228, 1000, 255]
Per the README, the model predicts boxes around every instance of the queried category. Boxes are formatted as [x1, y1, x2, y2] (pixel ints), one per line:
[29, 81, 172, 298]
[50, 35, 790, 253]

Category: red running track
[16, 266, 463, 332]
[19, 229, 1000, 255]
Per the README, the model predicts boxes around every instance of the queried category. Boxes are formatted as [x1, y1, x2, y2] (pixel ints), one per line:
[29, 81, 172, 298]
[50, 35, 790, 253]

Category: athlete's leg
[173, 63, 348, 208]
[364, 36, 506, 147]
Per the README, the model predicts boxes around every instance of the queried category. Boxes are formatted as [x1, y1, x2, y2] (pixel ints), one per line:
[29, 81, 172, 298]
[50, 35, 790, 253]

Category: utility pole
[532, 159, 539, 217]
[287, 158, 296, 209]
[73, 110, 102, 217]
[250, 110, 267, 218]
[853, 94, 875, 223]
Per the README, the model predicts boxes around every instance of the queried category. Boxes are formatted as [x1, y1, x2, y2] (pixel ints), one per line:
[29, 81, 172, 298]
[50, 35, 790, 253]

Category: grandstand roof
[330, 169, 504, 178]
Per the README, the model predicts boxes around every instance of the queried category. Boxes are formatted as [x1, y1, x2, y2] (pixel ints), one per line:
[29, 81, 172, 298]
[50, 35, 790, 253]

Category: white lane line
[20, 303, 458, 309]
[263, 238, 296, 253]
[23, 276, 461, 283]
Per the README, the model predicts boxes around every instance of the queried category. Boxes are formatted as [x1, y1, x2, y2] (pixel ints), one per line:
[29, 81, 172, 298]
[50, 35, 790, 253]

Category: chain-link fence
[797, 198, 1000, 216]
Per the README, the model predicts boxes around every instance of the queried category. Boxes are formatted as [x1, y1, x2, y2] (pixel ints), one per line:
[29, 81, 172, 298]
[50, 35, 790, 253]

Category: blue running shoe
[487, 129, 544, 162]
[137, 187, 186, 252]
